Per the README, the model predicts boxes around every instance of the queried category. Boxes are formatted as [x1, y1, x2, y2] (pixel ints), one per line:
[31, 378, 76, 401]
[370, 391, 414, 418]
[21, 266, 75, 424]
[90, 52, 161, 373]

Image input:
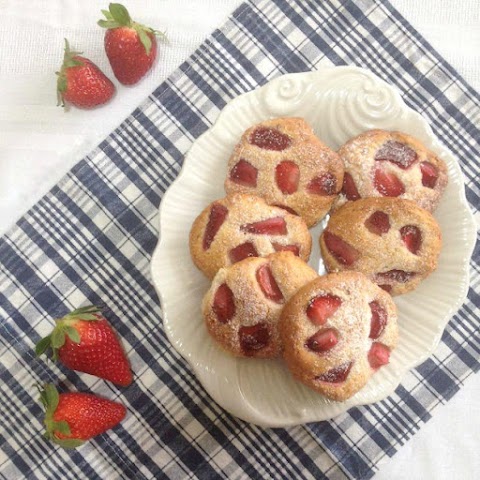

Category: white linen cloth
[0, 1, 478, 478]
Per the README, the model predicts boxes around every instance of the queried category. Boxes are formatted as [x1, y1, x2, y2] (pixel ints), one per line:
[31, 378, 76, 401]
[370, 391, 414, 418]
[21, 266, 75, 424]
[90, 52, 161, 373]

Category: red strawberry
[306, 328, 338, 353]
[230, 159, 258, 187]
[369, 301, 387, 339]
[400, 225, 422, 254]
[307, 173, 337, 196]
[241, 217, 287, 235]
[213, 284, 236, 323]
[323, 231, 359, 266]
[368, 343, 390, 369]
[36, 306, 132, 387]
[249, 127, 291, 151]
[256, 265, 283, 303]
[98, 3, 166, 85]
[306, 295, 342, 325]
[275, 161, 299, 194]
[420, 161, 438, 188]
[203, 203, 228, 250]
[229, 242, 258, 263]
[271, 242, 300, 256]
[239, 323, 270, 354]
[56, 39, 115, 109]
[373, 168, 405, 197]
[341, 172, 361, 201]
[39, 384, 126, 448]
[316, 362, 353, 383]
[364, 211, 390, 235]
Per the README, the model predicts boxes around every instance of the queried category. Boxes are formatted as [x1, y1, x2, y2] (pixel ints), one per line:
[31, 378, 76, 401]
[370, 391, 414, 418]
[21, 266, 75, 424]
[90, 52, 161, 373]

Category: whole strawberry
[39, 384, 126, 448]
[98, 3, 166, 85]
[56, 39, 115, 108]
[36, 305, 132, 386]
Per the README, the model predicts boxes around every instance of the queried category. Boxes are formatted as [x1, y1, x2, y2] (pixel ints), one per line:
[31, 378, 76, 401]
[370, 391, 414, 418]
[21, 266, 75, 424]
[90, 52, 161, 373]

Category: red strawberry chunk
[400, 225, 422, 254]
[316, 362, 353, 383]
[307, 173, 337, 196]
[306, 295, 342, 325]
[374, 141, 418, 169]
[239, 323, 270, 354]
[256, 265, 284, 303]
[376, 270, 415, 283]
[229, 242, 258, 263]
[374, 168, 405, 197]
[230, 159, 258, 187]
[342, 172, 361, 201]
[323, 231, 359, 266]
[369, 301, 388, 339]
[241, 217, 287, 235]
[203, 203, 228, 250]
[368, 343, 390, 369]
[212, 283, 235, 323]
[275, 161, 299, 194]
[420, 161, 438, 188]
[272, 242, 300, 256]
[379, 284, 392, 293]
[365, 211, 390, 235]
[249, 127, 291, 151]
[306, 328, 338, 353]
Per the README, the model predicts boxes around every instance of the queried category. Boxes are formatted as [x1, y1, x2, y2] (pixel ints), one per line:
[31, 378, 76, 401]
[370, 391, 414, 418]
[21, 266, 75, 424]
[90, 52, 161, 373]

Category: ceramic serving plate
[151, 66, 476, 427]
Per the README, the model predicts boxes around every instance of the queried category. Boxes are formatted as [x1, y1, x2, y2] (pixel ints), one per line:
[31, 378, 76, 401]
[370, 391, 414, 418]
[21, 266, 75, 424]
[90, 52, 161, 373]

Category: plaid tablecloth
[0, 0, 479, 478]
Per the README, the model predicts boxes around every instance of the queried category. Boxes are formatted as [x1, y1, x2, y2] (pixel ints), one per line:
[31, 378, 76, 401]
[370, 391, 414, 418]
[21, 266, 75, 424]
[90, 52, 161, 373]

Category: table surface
[1, 1, 479, 478]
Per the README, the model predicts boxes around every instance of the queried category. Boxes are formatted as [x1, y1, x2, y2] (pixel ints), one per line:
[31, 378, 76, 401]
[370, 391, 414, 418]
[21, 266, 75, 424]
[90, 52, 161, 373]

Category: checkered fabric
[1, 0, 479, 478]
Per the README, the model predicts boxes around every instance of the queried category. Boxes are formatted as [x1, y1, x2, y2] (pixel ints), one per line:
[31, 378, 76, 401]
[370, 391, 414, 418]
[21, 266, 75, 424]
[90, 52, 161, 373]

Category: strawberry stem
[39, 384, 85, 449]
[35, 305, 103, 361]
[97, 3, 167, 55]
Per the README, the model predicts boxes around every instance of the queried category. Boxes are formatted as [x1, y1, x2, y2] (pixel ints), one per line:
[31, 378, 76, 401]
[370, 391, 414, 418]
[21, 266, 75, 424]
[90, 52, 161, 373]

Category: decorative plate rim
[151, 66, 477, 427]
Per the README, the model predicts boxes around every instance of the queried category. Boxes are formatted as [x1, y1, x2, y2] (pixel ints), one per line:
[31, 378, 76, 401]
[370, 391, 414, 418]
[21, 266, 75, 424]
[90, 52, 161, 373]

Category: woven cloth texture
[0, 0, 479, 479]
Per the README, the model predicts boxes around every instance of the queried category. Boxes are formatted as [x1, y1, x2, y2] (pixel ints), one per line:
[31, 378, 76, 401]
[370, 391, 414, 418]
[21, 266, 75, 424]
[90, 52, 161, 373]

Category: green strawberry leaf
[44, 384, 59, 412]
[67, 305, 102, 317]
[137, 28, 152, 55]
[97, 20, 121, 29]
[108, 3, 131, 26]
[51, 329, 66, 350]
[101, 9, 113, 20]
[52, 438, 85, 449]
[35, 334, 52, 356]
[64, 326, 80, 344]
[53, 420, 71, 436]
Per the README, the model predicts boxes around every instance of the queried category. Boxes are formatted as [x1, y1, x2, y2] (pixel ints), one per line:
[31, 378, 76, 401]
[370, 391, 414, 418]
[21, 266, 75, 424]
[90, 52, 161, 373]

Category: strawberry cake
[336, 130, 448, 211]
[203, 252, 318, 358]
[189, 193, 312, 279]
[320, 198, 442, 295]
[280, 271, 398, 401]
[224, 117, 344, 227]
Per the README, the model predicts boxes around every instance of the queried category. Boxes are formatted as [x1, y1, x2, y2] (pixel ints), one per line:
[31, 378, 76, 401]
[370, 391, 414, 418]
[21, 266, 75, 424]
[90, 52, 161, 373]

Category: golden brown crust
[224, 117, 344, 227]
[320, 197, 442, 295]
[335, 129, 448, 211]
[190, 193, 312, 279]
[280, 272, 398, 401]
[203, 252, 318, 358]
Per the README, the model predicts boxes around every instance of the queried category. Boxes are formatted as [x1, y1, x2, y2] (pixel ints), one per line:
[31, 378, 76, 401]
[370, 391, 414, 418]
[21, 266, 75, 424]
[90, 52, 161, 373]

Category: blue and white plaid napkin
[1, 0, 479, 478]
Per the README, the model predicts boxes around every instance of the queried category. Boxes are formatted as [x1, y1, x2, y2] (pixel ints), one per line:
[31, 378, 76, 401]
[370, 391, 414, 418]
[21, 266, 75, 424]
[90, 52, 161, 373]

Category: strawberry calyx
[56, 39, 84, 107]
[98, 3, 166, 55]
[35, 305, 102, 361]
[38, 384, 84, 449]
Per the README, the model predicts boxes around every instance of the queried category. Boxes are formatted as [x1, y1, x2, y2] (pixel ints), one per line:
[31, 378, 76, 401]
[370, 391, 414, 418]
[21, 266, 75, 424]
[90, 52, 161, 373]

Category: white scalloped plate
[151, 67, 476, 427]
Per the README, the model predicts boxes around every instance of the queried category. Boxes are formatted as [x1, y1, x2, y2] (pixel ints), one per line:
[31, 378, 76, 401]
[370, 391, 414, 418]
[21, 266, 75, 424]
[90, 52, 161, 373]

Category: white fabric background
[0, 1, 478, 478]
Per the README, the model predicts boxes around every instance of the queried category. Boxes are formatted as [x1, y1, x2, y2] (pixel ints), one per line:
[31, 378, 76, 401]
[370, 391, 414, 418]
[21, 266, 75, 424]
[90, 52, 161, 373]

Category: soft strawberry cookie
[190, 194, 312, 279]
[280, 272, 398, 401]
[203, 252, 317, 358]
[224, 117, 344, 227]
[320, 198, 442, 295]
[335, 130, 448, 211]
